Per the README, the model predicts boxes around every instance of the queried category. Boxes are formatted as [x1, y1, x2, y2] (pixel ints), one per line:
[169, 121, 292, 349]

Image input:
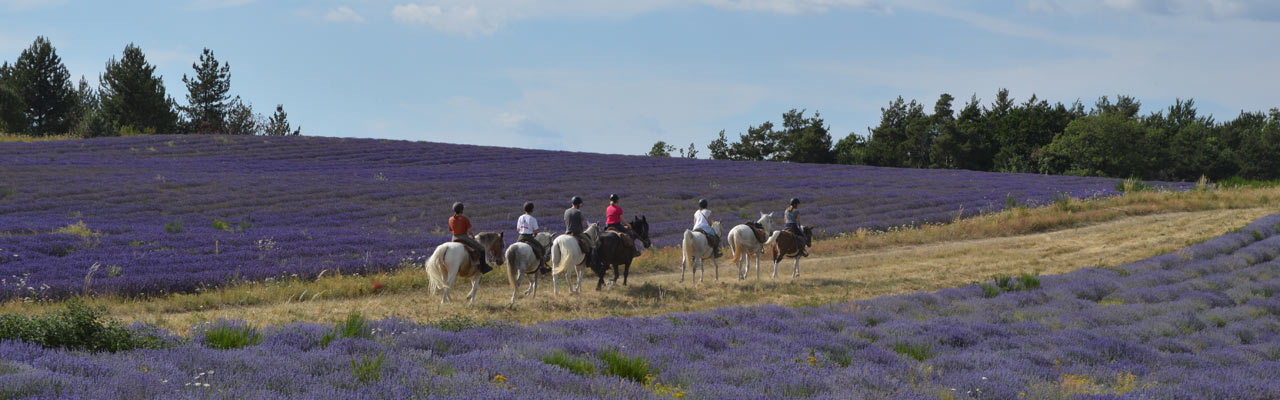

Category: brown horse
[592, 215, 651, 290]
[764, 226, 813, 279]
[425, 232, 506, 304]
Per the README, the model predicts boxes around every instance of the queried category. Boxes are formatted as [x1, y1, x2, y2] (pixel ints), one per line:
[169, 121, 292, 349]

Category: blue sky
[2, 0, 1278, 155]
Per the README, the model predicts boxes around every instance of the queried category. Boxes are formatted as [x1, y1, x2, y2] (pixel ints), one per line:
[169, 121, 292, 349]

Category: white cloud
[325, 6, 365, 23]
[1024, 0, 1280, 21]
[390, 0, 888, 36]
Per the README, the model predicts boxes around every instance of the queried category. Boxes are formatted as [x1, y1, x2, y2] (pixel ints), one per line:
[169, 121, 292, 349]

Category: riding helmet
[452, 202, 464, 214]
[523, 201, 534, 213]
[698, 198, 708, 209]
[571, 196, 583, 205]
[609, 194, 619, 203]
[789, 198, 800, 206]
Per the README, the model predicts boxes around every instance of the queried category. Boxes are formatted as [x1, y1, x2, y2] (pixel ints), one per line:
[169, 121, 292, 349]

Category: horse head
[630, 215, 652, 249]
[535, 232, 555, 248]
[801, 226, 814, 247]
[712, 220, 722, 236]
[584, 223, 601, 246]
[478, 232, 506, 265]
[757, 212, 775, 232]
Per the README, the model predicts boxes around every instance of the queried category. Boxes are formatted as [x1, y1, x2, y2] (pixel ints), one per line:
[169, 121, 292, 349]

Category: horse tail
[426, 245, 451, 294]
[550, 240, 563, 275]
[764, 230, 781, 249]
[504, 244, 520, 289]
[682, 229, 695, 264]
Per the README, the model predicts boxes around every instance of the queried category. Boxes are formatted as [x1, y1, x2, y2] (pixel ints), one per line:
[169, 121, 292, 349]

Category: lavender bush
[0, 135, 1147, 299]
[2, 213, 1278, 398]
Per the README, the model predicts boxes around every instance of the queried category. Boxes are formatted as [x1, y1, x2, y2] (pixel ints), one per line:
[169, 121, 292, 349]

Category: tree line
[0, 36, 299, 137]
[652, 90, 1280, 181]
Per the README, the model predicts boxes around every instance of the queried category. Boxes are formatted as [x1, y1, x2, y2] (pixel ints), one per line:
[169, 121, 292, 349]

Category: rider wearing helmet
[605, 194, 642, 257]
[692, 198, 721, 258]
[784, 198, 808, 257]
[449, 202, 492, 273]
[517, 201, 549, 273]
[564, 196, 593, 264]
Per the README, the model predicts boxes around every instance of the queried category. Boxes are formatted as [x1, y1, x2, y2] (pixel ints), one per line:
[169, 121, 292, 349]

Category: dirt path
[114, 207, 1271, 334]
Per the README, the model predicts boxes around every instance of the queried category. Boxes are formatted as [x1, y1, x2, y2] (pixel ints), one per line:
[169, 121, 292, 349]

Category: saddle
[452, 238, 484, 265]
[605, 226, 634, 243]
[567, 232, 592, 255]
[745, 221, 767, 243]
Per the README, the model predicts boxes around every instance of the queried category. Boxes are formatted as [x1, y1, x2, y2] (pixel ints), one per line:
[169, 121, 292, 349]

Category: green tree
[6, 37, 76, 135]
[707, 130, 730, 160]
[1225, 109, 1280, 179]
[1142, 99, 1231, 180]
[681, 142, 699, 159]
[647, 140, 674, 157]
[865, 97, 928, 167]
[0, 63, 29, 133]
[833, 132, 869, 165]
[264, 104, 299, 136]
[726, 121, 777, 161]
[1041, 113, 1152, 178]
[100, 44, 179, 134]
[775, 109, 834, 164]
[181, 48, 231, 133]
[225, 97, 261, 135]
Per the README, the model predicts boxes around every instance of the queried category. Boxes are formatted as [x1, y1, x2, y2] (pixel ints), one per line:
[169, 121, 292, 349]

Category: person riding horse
[516, 201, 550, 274]
[693, 198, 722, 258]
[605, 194, 642, 257]
[784, 198, 809, 257]
[564, 196, 594, 266]
[449, 202, 492, 273]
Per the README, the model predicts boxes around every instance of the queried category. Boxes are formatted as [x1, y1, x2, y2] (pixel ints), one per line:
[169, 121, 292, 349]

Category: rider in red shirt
[605, 194, 641, 257]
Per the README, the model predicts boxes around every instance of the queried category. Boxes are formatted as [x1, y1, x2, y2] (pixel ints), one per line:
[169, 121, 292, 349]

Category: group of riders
[447, 195, 811, 274]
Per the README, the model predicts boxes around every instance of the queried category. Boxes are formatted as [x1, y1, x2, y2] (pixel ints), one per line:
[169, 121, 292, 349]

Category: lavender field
[2, 212, 1278, 399]
[0, 135, 1132, 299]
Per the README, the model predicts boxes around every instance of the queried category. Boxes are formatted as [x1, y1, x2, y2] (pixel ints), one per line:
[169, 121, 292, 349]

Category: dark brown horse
[765, 226, 813, 279]
[591, 215, 651, 290]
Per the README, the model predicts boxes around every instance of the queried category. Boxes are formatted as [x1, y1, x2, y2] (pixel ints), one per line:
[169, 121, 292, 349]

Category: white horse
[727, 212, 775, 280]
[425, 232, 506, 304]
[503, 232, 555, 305]
[548, 223, 601, 295]
[680, 221, 722, 284]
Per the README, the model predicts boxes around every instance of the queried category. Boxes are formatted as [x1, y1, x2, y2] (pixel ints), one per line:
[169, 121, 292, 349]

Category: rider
[564, 196, 593, 265]
[692, 198, 721, 258]
[605, 194, 642, 257]
[784, 198, 808, 257]
[449, 202, 492, 273]
[516, 201, 549, 274]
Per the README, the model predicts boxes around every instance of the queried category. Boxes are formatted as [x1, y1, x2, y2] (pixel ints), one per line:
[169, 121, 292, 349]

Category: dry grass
[2, 187, 1277, 335]
[0, 133, 81, 143]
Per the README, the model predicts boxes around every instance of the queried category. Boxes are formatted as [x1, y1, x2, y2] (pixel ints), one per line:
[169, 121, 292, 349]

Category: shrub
[211, 218, 232, 232]
[0, 188, 12, 200]
[542, 351, 596, 376]
[164, 220, 183, 234]
[321, 312, 370, 349]
[351, 352, 385, 385]
[892, 342, 934, 361]
[0, 300, 163, 352]
[431, 315, 497, 332]
[599, 348, 651, 383]
[201, 321, 261, 350]
[1116, 177, 1153, 193]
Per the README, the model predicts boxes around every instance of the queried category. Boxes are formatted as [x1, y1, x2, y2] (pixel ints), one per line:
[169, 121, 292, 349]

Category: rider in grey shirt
[564, 196, 591, 263]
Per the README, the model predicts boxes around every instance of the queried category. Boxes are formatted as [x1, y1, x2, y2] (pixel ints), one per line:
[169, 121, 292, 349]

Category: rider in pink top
[605, 194, 641, 257]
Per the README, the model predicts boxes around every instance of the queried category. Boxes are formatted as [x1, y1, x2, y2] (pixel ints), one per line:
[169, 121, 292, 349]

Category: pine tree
[225, 97, 261, 135]
[0, 62, 27, 133]
[180, 48, 231, 133]
[7, 37, 76, 135]
[264, 104, 300, 136]
[100, 44, 179, 134]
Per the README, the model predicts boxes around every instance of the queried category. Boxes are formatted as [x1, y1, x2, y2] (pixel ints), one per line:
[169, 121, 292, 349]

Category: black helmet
[609, 194, 619, 203]
[452, 202, 464, 214]
[697, 198, 708, 209]
[789, 198, 800, 206]
[523, 201, 534, 213]
[571, 196, 583, 205]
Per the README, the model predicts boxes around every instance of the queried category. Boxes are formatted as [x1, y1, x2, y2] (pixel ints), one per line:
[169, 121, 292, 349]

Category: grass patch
[542, 351, 596, 376]
[201, 322, 261, 350]
[350, 352, 385, 385]
[1116, 177, 1154, 193]
[431, 315, 498, 332]
[0, 188, 12, 201]
[1217, 176, 1280, 189]
[892, 342, 935, 361]
[320, 312, 371, 348]
[211, 218, 232, 232]
[164, 220, 183, 234]
[53, 221, 96, 237]
[599, 348, 652, 383]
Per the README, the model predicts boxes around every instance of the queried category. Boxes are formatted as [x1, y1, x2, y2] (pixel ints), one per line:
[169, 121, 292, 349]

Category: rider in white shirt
[516, 202, 548, 272]
[692, 198, 721, 258]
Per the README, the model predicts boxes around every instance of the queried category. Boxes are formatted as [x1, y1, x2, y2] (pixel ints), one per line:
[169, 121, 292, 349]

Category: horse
[425, 232, 506, 304]
[503, 232, 556, 305]
[764, 226, 814, 279]
[548, 223, 601, 295]
[727, 212, 775, 280]
[680, 221, 722, 284]
[592, 215, 651, 290]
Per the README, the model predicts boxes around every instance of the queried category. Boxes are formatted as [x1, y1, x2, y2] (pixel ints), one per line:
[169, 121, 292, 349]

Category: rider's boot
[478, 257, 493, 274]
[712, 245, 722, 259]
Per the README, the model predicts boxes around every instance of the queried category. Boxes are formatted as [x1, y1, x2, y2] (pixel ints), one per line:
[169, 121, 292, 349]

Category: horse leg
[531, 269, 540, 300]
[712, 257, 721, 282]
[610, 263, 619, 287]
[622, 262, 630, 286]
[467, 276, 480, 305]
[793, 258, 801, 278]
[552, 271, 559, 296]
[755, 252, 762, 280]
[680, 251, 687, 283]
[511, 269, 523, 306]
[772, 255, 780, 279]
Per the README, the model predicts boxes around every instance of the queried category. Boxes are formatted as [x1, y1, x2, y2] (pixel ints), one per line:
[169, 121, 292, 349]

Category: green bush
[542, 351, 596, 376]
[351, 352, 385, 385]
[892, 342, 934, 361]
[599, 348, 651, 383]
[321, 312, 371, 349]
[211, 218, 232, 232]
[431, 315, 498, 332]
[164, 220, 183, 234]
[201, 322, 261, 350]
[0, 300, 163, 352]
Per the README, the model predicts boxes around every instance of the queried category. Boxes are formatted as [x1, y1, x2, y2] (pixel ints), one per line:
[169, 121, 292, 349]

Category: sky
[2, 0, 1278, 155]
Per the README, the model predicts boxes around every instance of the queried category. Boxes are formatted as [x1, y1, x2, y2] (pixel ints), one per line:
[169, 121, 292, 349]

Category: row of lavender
[3, 213, 1279, 399]
[0, 135, 1134, 299]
